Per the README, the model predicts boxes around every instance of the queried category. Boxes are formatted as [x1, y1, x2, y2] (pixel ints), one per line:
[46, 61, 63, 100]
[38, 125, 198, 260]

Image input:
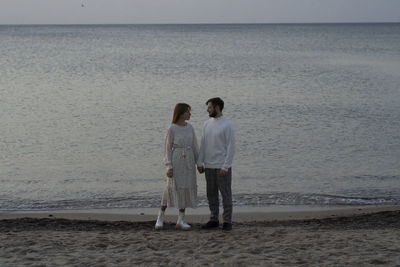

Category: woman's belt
[172, 145, 194, 169]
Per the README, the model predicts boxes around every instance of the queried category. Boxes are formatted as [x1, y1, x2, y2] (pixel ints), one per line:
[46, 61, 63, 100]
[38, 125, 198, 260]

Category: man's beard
[209, 110, 218, 117]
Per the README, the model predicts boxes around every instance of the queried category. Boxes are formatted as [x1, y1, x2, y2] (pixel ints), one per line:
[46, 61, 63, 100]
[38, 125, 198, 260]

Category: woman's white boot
[155, 210, 165, 230]
[176, 211, 191, 230]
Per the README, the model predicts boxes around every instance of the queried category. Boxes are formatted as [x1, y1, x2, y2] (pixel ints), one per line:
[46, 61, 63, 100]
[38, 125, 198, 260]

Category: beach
[1, 206, 400, 266]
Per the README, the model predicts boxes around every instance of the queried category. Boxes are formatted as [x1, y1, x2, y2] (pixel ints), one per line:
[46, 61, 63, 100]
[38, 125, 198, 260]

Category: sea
[1, 23, 399, 211]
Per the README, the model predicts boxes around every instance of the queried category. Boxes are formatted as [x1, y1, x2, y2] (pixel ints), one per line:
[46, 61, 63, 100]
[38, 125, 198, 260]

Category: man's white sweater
[197, 116, 235, 171]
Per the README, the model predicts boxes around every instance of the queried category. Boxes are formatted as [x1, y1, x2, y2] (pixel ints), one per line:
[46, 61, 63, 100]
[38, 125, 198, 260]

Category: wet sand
[1, 206, 400, 266]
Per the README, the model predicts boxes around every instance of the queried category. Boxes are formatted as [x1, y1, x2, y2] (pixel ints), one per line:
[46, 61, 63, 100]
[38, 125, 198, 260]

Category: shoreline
[1, 204, 399, 223]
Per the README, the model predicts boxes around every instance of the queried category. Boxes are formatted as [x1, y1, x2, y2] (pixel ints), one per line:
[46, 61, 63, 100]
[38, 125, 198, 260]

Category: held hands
[197, 166, 227, 176]
[166, 169, 173, 178]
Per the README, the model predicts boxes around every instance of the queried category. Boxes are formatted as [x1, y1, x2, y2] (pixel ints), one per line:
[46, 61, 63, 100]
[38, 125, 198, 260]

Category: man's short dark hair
[206, 97, 224, 111]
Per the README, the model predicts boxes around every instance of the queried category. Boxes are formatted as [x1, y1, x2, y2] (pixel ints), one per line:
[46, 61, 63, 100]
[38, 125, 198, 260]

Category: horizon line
[1, 21, 399, 26]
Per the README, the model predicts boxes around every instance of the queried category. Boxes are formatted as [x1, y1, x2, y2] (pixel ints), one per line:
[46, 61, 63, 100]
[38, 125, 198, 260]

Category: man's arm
[221, 123, 235, 172]
[197, 122, 206, 173]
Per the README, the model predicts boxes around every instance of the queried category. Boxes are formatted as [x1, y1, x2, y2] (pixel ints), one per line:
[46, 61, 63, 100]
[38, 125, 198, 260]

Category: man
[197, 97, 235, 231]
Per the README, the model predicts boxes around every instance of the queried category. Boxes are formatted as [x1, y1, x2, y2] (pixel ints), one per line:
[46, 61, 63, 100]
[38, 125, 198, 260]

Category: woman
[155, 103, 199, 230]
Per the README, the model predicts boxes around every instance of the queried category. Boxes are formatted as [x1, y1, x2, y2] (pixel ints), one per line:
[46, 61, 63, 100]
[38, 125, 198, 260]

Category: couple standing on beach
[155, 97, 235, 231]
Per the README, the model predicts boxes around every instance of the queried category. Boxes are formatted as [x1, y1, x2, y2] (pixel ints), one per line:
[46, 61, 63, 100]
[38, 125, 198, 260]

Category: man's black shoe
[201, 220, 219, 229]
[222, 223, 232, 231]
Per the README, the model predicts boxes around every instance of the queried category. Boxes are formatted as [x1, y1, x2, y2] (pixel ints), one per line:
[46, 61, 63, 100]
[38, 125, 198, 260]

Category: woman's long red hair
[172, 103, 191, 123]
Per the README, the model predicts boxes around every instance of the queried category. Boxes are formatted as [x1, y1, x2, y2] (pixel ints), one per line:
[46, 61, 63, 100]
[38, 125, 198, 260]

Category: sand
[1, 206, 400, 266]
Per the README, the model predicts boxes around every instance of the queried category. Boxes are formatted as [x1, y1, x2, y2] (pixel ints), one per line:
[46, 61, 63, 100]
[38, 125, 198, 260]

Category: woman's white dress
[162, 123, 199, 209]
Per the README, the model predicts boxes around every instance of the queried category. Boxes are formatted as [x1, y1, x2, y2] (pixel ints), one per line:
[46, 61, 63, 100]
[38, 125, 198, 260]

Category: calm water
[1, 24, 400, 211]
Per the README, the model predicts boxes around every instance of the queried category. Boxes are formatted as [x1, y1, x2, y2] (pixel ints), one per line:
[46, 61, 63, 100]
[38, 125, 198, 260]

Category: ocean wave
[1, 192, 399, 211]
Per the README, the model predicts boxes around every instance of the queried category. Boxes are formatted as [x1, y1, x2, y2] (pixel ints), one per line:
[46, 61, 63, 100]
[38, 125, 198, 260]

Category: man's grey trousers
[205, 168, 232, 224]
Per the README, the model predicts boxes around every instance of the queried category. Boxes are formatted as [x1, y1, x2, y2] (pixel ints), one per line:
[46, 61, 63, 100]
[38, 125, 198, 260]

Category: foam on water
[1, 192, 398, 211]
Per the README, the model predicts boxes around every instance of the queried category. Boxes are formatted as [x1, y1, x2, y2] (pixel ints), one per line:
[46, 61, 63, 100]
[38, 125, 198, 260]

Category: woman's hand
[197, 166, 204, 173]
[166, 169, 173, 178]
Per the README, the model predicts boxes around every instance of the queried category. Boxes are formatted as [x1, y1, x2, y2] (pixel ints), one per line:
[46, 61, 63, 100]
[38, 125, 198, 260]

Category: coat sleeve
[222, 123, 235, 171]
[192, 126, 199, 165]
[164, 127, 174, 170]
[196, 122, 206, 167]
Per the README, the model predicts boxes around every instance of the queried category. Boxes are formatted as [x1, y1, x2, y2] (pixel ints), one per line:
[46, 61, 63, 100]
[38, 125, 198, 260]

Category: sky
[0, 0, 399, 25]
